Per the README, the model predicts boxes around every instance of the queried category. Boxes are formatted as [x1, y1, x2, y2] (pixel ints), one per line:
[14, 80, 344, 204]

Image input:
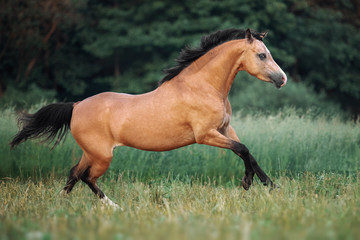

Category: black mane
[159, 28, 264, 85]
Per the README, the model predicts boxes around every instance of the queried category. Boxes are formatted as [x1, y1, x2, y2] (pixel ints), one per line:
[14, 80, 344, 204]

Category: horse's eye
[258, 53, 266, 60]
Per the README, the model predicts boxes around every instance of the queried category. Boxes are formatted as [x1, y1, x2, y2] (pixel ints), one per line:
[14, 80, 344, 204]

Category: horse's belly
[115, 121, 196, 151]
[126, 137, 195, 152]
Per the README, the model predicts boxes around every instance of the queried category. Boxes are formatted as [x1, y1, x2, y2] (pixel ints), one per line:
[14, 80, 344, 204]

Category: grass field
[1, 174, 360, 240]
[1, 107, 360, 239]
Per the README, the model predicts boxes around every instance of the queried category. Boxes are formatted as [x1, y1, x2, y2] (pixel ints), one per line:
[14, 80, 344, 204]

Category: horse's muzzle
[269, 72, 287, 88]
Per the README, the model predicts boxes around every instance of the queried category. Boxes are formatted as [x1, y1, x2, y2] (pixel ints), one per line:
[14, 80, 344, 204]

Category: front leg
[196, 128, 274, 190]
[225, 126, 274, 189]
[232, 144, 274, 189]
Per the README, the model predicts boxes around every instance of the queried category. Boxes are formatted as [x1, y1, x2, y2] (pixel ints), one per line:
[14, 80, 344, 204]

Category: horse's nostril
[269, 72, 287, 88]
[281, 75, 287, 87]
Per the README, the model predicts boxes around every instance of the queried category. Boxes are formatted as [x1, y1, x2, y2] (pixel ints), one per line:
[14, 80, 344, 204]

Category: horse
[10, 28, 287, 209]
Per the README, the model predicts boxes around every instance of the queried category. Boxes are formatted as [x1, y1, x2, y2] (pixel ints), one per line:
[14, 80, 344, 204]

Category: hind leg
[61, 152, 119, 209]
[79, 153, 120, 209]
[62, 154, 89, 194]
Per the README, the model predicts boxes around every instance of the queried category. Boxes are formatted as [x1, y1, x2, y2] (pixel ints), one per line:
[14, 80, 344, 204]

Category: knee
[232, 141, 249, 157]
[80, 167, 91, 182]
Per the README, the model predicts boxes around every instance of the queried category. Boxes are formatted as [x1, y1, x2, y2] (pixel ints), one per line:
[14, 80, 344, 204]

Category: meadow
[1, 107, 360, 239]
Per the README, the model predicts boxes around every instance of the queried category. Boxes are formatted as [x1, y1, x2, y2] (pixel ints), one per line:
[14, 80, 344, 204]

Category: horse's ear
[259, 31, 268, 40]
[245, 29, 254, 43]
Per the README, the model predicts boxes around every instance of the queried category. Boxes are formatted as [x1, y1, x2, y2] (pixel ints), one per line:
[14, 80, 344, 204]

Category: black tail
[10, 102, 74, 149]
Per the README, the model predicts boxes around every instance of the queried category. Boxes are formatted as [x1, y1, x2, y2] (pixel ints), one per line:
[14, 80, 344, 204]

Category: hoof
[263, 179, 277, 188]
[269, 183, 280, 192]
[241, 176, 251, 191]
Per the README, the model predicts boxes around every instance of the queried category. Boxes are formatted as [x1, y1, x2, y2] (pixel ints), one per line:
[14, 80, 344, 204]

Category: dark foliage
[1, 0, 359, 115]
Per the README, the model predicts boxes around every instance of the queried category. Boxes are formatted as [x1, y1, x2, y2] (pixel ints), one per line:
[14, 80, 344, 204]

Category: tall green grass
[1, 107, 359, 182]
[1, 106, 360, 240]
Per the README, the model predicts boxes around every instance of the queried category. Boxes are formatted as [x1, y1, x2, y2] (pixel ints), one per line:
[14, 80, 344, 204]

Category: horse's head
[240, 29, 287, 88]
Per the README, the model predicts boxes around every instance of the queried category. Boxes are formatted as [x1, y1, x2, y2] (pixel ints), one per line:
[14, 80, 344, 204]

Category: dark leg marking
[62, 162, 120, 209]
[232, 149, 254, 190]
[63, 164, 81, 194]
[248, 154, 274, 187]
[231, 141, 274, 189]
[80, 167, 105, 199]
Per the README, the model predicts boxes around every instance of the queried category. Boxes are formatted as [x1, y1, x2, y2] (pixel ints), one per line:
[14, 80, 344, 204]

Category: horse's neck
[186, 40, 246, 98]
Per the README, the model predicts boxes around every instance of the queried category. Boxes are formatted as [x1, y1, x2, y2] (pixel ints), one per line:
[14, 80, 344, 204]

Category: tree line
[1, 0, 359, 115]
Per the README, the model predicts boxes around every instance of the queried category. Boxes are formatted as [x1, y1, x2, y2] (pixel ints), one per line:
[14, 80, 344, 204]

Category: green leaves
[1, 0, 359, 114]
